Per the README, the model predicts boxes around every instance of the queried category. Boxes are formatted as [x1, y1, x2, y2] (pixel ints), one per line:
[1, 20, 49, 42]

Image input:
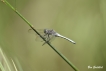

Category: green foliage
[0, 0, 106, 71]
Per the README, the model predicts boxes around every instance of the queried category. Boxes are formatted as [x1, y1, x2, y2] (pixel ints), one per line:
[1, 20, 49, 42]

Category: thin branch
[1, 0, 79, 71]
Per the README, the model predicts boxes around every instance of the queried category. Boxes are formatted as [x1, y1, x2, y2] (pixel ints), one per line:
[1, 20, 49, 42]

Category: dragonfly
[28, 29, 76, 45]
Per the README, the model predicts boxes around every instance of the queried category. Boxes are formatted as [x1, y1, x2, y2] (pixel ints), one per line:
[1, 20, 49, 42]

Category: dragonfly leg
[48, 35, 51, 42]
[44, 33, 47, 36]
[42, 34, 50, 46]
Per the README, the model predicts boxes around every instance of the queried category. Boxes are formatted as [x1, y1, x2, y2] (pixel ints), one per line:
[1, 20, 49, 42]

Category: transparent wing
[28, 29, 44, 35]
[28, 28, 56, 45]
[48, 35, 55, 42]
[28, 29, 45, 41]
[42, 35, 55, 45]
[28, 28, 52, 34]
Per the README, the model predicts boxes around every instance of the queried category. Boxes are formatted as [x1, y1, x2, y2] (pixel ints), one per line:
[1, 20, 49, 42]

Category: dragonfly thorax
[44, 29, 56, 35]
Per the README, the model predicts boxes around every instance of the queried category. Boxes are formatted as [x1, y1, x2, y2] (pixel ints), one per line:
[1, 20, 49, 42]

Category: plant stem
[0, 47, 11, 71]
[1, 0, 79, 71]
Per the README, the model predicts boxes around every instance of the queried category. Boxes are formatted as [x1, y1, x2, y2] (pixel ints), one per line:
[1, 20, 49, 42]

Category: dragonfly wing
[28, 29, 44, 35]
[42, 35, 55, 45]
[28, 29, 46, 41]
[48, 35, 55, 42]
[35, 34, 48, 41]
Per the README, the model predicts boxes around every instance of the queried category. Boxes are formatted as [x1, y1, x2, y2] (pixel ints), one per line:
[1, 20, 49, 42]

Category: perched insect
[28, 29, 76, 45]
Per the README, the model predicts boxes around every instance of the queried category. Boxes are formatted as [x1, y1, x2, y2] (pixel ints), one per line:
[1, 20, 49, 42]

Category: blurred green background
[0, 0, 106, 71]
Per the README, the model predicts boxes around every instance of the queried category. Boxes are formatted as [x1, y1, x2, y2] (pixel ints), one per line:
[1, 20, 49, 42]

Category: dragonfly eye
[44, 29, 47, 34]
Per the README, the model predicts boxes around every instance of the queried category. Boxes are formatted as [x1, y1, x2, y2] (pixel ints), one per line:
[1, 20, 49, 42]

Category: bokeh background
[0, 0, 106, 71]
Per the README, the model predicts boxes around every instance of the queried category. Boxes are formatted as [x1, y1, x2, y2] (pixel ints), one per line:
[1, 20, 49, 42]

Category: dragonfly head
[44, 29, 48, 34]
